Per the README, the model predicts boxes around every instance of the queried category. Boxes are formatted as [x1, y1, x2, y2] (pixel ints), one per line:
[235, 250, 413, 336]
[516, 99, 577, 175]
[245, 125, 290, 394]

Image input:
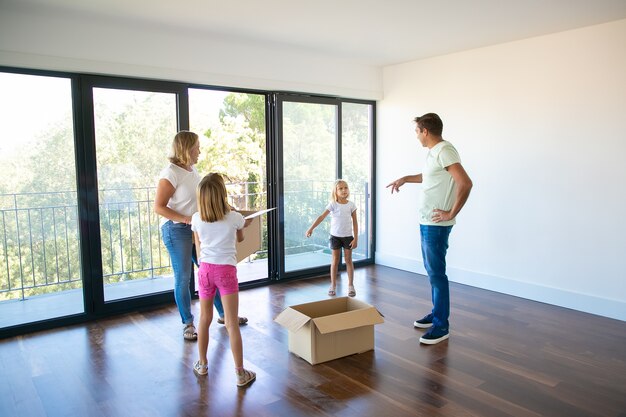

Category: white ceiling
[6, 0, 626, 66]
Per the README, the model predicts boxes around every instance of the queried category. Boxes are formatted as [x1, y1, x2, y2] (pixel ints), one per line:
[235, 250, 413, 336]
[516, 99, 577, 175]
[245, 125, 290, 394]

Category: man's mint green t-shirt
[419, 141, 461, 226]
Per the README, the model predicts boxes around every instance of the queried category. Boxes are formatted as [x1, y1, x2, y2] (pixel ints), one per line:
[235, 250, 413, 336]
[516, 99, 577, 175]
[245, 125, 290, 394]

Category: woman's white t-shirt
[158, 163, 200, 226]
[325, 201, 357, 237]
[191, 211, 245, 266]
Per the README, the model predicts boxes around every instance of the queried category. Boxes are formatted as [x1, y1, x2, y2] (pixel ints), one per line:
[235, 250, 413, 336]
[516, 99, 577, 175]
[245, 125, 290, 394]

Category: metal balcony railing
[0, 180, 369, 301]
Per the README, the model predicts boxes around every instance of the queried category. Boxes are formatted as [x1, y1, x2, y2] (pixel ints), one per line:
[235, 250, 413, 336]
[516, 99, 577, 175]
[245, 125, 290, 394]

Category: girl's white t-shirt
[158, 163, 200, 226]
[191, 211, 245, 266]
[325, 201, 357, 237]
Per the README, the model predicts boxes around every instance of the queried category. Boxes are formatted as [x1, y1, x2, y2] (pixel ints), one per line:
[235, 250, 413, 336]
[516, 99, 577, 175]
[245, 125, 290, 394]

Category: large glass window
[0, 72, 83, 327]
[0, 68, 375, 336]
[92, 88, 178, 302]
[342, 102, 373, 261]
[281, 100, 338, 273]
[189, 89, 268, 284]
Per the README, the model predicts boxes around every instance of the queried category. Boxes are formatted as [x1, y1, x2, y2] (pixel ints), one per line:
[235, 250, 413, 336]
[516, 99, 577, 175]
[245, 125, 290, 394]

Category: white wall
[0, 5, 382, 100]
[377, 19, 626, 321]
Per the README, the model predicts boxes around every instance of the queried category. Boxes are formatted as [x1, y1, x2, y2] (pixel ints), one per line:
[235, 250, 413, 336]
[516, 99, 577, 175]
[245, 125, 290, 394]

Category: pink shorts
[197, 263, 239, 299]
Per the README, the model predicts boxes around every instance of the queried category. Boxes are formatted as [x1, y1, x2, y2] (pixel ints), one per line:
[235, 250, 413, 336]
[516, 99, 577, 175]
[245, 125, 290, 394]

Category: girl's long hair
[197, 173, 230, 222]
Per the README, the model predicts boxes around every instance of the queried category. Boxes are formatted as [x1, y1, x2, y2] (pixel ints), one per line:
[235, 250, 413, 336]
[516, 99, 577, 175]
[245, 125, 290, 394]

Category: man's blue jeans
[420, 224, 453, 331]
[161, 220, 194, 325]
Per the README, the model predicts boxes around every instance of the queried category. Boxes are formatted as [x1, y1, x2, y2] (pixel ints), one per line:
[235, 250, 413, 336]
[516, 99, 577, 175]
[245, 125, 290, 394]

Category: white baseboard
[375, 251, 626, 322]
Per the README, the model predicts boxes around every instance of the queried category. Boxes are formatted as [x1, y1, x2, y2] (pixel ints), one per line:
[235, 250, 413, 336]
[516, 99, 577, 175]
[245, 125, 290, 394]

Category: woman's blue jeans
[420, 224, 453, 331]
[161, 221, 194, 325]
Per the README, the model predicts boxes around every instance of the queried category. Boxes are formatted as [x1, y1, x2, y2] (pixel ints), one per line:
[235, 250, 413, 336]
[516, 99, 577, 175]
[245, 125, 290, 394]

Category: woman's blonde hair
[197, 173, 230, 222]
[168, 131, 199, 167]
[331, 179, 349, 202]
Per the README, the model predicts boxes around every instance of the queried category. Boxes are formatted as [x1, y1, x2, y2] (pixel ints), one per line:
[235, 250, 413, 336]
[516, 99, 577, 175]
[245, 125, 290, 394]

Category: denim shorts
[197, 263, 239, 298]
[329, 235, 354, 250]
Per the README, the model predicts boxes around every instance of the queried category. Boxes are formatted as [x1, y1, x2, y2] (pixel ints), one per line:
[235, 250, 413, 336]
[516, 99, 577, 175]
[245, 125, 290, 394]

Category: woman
[154, 131, 247, 341]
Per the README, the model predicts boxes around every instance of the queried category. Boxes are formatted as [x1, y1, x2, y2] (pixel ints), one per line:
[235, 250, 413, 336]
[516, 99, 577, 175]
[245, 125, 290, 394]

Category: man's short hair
[414, 113, 443, 136]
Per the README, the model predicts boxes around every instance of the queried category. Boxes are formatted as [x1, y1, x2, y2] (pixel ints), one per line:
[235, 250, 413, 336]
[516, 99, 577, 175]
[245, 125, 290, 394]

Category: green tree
[220, 93, 265, 132]
[199, 93, 266, 210]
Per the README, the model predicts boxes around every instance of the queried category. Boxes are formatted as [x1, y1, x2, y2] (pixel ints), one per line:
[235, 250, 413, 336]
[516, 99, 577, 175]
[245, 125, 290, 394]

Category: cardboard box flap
[274, 307, 312, 332]
[312, 307, 384, 334]
[234, 208, 275, 263]
[242, 207, 275, 219]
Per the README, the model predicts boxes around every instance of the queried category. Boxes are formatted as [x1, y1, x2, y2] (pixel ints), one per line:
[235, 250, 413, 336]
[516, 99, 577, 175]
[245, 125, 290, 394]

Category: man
[387, 113, 472, 345]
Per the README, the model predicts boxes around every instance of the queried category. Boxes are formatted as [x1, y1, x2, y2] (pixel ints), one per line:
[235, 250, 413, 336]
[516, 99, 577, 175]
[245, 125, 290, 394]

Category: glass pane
[189, 89, 268, 283]
[283, 101, 337, 273]
[342, 103, 373, 261]
[0, 72, 83, 327]
[93, 88, 178, 301]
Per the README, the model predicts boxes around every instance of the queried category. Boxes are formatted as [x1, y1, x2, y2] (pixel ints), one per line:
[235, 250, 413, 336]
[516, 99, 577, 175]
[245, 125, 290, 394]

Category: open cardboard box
[274, 297, 384, 365]
[236, 208, 274, 263]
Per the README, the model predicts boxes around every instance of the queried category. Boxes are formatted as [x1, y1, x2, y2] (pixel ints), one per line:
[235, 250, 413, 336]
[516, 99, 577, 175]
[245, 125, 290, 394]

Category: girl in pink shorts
[190, 173, 256, 387]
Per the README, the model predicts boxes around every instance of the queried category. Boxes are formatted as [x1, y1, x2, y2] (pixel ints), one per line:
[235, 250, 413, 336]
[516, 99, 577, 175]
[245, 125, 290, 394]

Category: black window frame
[0, 66, 376, 338]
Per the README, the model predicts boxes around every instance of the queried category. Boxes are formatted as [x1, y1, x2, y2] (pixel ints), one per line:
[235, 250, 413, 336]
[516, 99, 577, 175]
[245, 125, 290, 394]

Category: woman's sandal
[183, 323, 198, 341]
[217, 316, 249, 325]
[236, 369, 256, 387]
[328, 286, 336, 296]
[348, 286, 356, 297]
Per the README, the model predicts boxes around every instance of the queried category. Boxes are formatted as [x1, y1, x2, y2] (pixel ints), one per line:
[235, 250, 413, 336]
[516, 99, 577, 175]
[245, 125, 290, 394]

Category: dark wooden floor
[1, 265, 625, 417]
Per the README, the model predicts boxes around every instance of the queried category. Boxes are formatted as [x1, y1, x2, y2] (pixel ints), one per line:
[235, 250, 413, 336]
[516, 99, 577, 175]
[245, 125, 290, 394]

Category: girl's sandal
[183, 323, 198, 341]
[328, 286, 336, 296]
[236, 369, 256, 387]
[348, 286, 356, 297]
[193, 360, 208, 376]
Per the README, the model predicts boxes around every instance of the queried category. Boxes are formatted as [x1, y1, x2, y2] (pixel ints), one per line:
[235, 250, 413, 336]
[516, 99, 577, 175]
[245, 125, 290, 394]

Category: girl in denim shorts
[305, 179, 359, 297]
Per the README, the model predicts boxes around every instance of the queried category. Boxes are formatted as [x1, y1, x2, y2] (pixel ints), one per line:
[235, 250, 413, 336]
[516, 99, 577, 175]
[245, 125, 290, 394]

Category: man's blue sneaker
[419, 328, 449, 345]
[413, 314, 433, 329]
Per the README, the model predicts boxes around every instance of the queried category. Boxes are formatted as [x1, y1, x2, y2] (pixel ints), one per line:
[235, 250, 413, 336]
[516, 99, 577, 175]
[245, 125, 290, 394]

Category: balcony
[0, 182, 369, 329]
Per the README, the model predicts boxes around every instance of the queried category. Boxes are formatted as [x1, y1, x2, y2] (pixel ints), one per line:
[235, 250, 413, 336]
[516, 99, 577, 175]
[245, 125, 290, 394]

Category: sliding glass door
[189, 88, 270, 284]
[80, 78, 273, 311]
[0, 71, 83, 327]
[279, 98, 338, 274]
[91, 87, 179, 302]
[341, 102, 373, 262]
[276, 95, 373, 278]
